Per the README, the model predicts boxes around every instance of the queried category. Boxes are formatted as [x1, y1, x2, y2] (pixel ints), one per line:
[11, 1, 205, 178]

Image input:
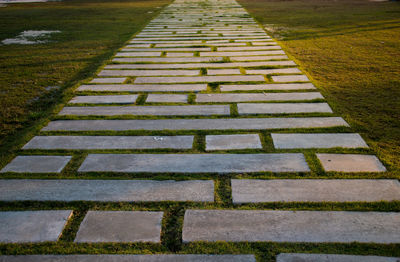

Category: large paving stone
[0, 255, 257, 262]
[0, 179, 214, 202]
[317, 154, 387, 172]
[69, 95, 138, 104]
[23, 135, 194, 150]
[238, 103, 332, 114]
[113, 57, 223, 63]
[77, 84, 207, 92]
[218, 46, 281, 51]
[246, 68, 301, 74]
[197, 92, 323, 102]
[90, 77, 126, 84]
[115, 51, 162, 57]
[105, 61, 295, 69]
[272, 133, 368, 149]
[272, 75, 310, 82]
[207, 69, 241, 75]
[122, 47, 212, 51]
[220, 83, 315, 91]
[0, 210, 72, 243]
[78, 153, 310, 173]
[200, 50, 285, 56]
[166, 52, 195, 57]
[75, 211, 163, 243]
[231, 179, 400, 203]
[59, 105, 229, 116]
[98, 69, 199, 76]
[230, 55, 289, 61]
[206, 134, 262, 150]
[146, 94, 188, 103]
[0, 155, 72, 173]
[134, 75, 265, 84]
[182, 210, 400, 243]
[276, 253, 400, 262]
[42, 117, 349, 131]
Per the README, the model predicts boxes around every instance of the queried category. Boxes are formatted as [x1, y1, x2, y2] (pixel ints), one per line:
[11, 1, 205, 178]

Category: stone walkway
[0, 0, 399, 261]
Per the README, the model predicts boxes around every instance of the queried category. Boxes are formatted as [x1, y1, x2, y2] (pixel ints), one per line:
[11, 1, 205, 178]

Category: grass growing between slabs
[238, 0, 400, 173]
[0, 0, 172, 166]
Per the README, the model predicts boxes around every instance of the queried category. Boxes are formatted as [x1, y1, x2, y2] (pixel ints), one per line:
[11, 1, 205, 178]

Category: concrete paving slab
[197, 92, 323, 102]
[77, 84, 207, 92]
[98, 69, 199, 76]
[116, 52, 162, 57]
[0, 255, 256, 262]
[317, 154, 387, 172]
[246, 68, 302, 74]
[146, 94, 188, 103]
[238, 103, 332, 114]
[134, 75, 265, 83]
[0, 155, 72, 173]
[75, 211, 163, 243]
[23, 136, 194, 150]
[272, 75, 310, 82]
[276, 253, 400, 262]
[78, 153, 310, 173]
[206, 134, 262, 150]
[231, 179, 400, 203]
[217, 46, 281, 51]
[59, 105, 229, 116]
[231, 55, 289, 61]
[182, 210, 400, 243]
[90, 78, 127, 84]
[220, 83, 315, 91]
[113, 57, 223, 63]
[42, 117, 349, 131]
[200, 51, 285, 56]
[0, 179, 214, 202]
[0, 210, 72, 243]
[207, 69, 241, 75]
[69, 95, 138, 104]
[166, 52, 194, 57]
[272, 133, 368, 149]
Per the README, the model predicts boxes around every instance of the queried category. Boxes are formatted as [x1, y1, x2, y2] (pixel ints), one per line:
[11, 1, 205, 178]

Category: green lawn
[238, 0, 400, 173]
[0, 0, 171, 165]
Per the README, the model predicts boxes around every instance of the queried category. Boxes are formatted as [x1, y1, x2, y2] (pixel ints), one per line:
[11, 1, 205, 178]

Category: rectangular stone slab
[182, 210, 400, 243]
[272, 133, 368, 148]
[277, 254, 400, 262]
[220, 83, 315, 91]
[246, 68, 302, 74]
[113, 57, 223, 63]
[122, 47, 211, 51]
[0, 255, 256, 262]
[42, 117, 349, 131]
[166, 52, 195, 57]
[238, 103, 332, 114]
[105, 61, 296, 69]
[23, 136, 194, 150]
[75, 211, 163, 243]
[0, 179, 214, 202]
[134, 75, 265, 83]
[90, 77, 126, 84]
[59, 105, 229, 116]
[272, 75, 310, 82]
[317, 154, 387, 172]
[200, 50, 285, 56]
[206, 134, 262, 150]
[146, 94, 188, 103]
[231, 55, 289, 61]
[69, 95, 138, 104]
[231, 179, 400, 203]
[115, 52, 162, 57]
[207, 69, 241, 75]
[218, 46, 281, 51]
[78, 153, 310, 173]
[197, 92, 323, 102]
[0, 155, 72, 173]
[0, 210, 72, 243]
[98, 69, 199, 76]
[77, 84, 207, 92]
